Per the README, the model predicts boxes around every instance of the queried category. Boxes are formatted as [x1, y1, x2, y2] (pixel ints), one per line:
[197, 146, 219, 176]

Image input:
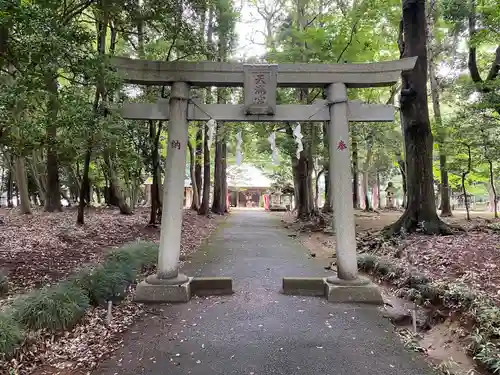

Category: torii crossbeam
[118, 99, 395, 123]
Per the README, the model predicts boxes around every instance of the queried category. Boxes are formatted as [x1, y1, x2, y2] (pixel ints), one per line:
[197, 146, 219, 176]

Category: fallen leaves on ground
[395, 231, 500, 305]
[360, 216, 500, 306]
[0, 207, 218, 374]
[0, 207, 216, 296]
[284, 210, 500, 306]
[3, 292, 145, 375]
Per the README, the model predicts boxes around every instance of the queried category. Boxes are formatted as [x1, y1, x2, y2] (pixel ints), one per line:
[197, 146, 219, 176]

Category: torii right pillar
[325, 82, 383, 304]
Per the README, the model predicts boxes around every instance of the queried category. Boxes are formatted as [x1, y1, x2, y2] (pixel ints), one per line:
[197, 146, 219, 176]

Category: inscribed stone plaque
[243, 64, 278, 115]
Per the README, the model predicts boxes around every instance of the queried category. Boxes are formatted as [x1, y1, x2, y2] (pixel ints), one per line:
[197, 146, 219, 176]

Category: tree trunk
[222, 140, 228, 213]
[363, 171, 371, 211]
[78, 9, 109, 224]
[352, 136, 360, 208]
[396, 153, 407, 207]
[198, 5, 215, 216]
[427, 0, 452, 217]
[188, 139, 200, 211]
[322, 122, 332, 212]
[44, 73, 62, 212]
[488, 160, 498, 218]
[104, 151, 132, 215]
[149, 120, 163, 224]
[385, 2, 451, 236]
[467, 0, 500, 115]
[376, 172, 381, 209]
[7, 164, 13, 208]
[212, 120, 225, 214]
[211, 5, 229, 215]
[296, 154, 313, 219]
[462, 173, 470, 221]
[14, 156, 31, 214]
[439, 154, 452, 216]
[77, 143, 92, 224]
[194, 122, 203, 205]
[30, 150, 47, 204]
[77, 84, 100, 225]
[198, 120, 211, 215]
[362, 138, 373, 211]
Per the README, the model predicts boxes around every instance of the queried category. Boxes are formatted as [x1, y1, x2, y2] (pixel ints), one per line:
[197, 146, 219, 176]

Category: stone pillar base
[135, 274, 192, 303]
[324, 276, 383, 305]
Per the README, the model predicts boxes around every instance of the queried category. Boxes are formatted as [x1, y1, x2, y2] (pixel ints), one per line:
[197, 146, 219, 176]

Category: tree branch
[485, 45, 500, 82]
[337, 18, 359, 63]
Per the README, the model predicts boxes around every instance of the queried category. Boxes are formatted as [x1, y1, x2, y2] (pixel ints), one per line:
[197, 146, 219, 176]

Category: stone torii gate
[112, 56, 416, 304]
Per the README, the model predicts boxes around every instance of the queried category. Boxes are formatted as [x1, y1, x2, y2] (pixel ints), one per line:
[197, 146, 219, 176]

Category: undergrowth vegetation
[358, 255, 500, 374]
[0, 241, 158, 359]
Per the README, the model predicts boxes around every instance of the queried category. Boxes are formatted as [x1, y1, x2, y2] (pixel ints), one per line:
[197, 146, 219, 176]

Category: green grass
[0, 312, 23, 356]
[78, 241, 159, 305]
[0, 241, 160, 357]
[12, 282, 90, 331]
[104, 241, 157, 267]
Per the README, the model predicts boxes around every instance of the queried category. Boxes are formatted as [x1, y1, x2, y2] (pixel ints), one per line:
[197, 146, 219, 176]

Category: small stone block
[282, 277, 326, 296]
[134, 278, 192, 303]
[191, 277, 233, 296]
[324, 278, 383, 305]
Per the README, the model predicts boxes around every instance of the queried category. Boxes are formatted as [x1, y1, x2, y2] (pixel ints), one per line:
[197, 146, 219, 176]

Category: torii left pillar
[135, 81, 193, 302]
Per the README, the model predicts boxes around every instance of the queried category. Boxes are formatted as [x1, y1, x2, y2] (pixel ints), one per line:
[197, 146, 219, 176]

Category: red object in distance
[264, 195, 270, 210]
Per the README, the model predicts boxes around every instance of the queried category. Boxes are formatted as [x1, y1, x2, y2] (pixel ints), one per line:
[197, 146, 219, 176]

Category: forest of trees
[0, 0, 499, 234]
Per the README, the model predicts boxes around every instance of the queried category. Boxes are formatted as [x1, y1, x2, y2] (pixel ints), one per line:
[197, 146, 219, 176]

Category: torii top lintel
[111, 56, 417, 89]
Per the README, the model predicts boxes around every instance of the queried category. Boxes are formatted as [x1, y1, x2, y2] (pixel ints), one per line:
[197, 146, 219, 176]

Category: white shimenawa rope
[293, 122, 304, 159]
[235, 131, 243, 166]
[268, 131, 279, 165]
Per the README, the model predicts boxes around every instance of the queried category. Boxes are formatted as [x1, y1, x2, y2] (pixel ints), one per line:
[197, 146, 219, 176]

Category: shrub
[12, 282, 89, 332]
[0, 312, 23, 356]
[442, 283, 475, 309]
[75, 263, 132, 306]
[1, 240, 159, 356]
[357, 255, 377, 272]
[79, 241, 158, 306]
[105, 241, 158, 270]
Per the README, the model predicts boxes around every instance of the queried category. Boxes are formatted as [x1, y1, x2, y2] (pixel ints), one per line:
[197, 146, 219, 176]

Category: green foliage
[75, 241, 158, 305]
[105, 241, 159, 269]
[76, 263, 133, 306]
[0, 312, 23, 356]
[0, 241, 159, 356]
[440, 0, 471, 22]
[12, 282, 90, 332]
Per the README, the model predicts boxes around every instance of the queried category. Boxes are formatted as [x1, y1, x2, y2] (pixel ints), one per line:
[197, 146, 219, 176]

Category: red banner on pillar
[264, 195, 270, 210]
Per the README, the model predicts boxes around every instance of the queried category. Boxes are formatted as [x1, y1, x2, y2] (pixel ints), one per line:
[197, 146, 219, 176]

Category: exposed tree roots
[383, 210, 456, 237]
